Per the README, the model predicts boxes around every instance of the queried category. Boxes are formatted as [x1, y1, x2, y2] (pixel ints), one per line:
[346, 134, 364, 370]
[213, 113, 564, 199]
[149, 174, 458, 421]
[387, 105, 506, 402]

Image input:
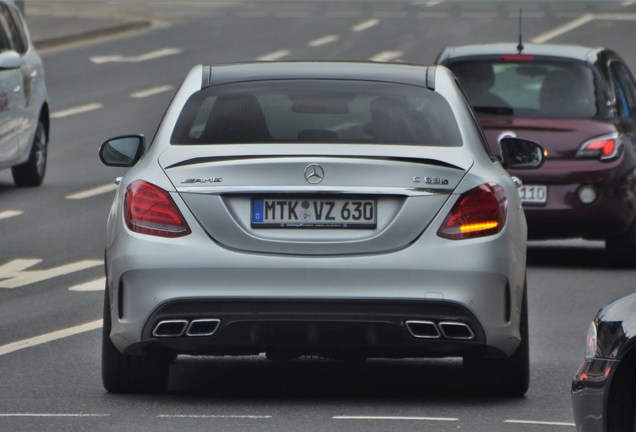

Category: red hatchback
[437, 43, 636, 266]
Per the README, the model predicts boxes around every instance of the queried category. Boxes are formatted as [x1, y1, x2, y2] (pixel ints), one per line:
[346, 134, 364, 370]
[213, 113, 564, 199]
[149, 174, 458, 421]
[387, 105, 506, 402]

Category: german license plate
[251, 197, 376, 228]
[518, 185, 547, 205]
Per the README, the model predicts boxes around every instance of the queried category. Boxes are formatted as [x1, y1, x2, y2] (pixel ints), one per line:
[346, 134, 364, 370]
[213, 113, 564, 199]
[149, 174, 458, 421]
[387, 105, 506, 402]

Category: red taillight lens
[577, 134, 620, 161]
[500, 54, 535, 62]
[437, 183, 507, 240]
[124, 180, 191, 238]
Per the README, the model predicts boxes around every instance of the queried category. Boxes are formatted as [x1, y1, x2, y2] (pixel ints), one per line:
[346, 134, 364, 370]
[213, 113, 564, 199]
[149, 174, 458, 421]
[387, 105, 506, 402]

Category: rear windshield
[170, 79, 463, 146]
[448, 60, 604, 118]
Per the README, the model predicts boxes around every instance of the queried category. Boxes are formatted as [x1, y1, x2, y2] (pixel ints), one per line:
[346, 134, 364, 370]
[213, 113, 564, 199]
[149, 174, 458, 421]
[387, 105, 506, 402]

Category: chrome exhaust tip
[438, 322, 475, 340]
[405, 320, 441, 339]
[152, 320, 188, 337]
[186, 319, 221, 337]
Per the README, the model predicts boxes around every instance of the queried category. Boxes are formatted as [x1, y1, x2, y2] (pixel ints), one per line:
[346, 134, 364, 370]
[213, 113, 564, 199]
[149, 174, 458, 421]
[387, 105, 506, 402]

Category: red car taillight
[576, 134, 620, 161]
[124, 180, 191, 238]
[437, 183, 507, 240]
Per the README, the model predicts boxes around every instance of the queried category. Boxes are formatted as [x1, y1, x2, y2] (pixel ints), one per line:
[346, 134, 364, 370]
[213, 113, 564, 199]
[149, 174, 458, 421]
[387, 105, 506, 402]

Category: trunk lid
[159, 144, 472, 255]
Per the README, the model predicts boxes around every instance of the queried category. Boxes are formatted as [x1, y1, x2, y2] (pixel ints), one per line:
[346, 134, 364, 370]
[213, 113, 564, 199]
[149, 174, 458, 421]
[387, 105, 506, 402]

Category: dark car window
[609, 61, 636, 118]
[0, 4, 25, 54]
[171, 79, 463, 146]
[448, 60, 602, 119]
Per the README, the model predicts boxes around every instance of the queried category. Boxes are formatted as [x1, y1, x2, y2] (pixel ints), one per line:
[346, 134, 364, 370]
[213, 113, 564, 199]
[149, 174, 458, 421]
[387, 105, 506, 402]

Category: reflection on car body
[99, 61, 543, 395]
[437, 43, 636, 266]
[572, 293, 636, 431]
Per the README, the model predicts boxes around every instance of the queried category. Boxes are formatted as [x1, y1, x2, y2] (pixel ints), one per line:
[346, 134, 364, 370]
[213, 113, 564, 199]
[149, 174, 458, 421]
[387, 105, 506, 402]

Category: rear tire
[463, 285, 530, 397]
[606, 217, 636, 268]
[102, 288, 170, 393]
[12, 119, 47, 187]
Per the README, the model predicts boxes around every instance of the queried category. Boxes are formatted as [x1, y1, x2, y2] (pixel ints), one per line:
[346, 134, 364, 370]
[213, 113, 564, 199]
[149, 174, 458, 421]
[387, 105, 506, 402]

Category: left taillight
[576, 133, 620, 161]
[124, 180, 191, 238]
[437, 183, 507, 240]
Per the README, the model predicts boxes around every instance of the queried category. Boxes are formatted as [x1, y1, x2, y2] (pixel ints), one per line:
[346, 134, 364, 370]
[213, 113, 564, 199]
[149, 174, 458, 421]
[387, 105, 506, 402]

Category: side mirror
[0, 50, 21, 70]
[99, 135, 145, 167]
[500, 137, 545, 169]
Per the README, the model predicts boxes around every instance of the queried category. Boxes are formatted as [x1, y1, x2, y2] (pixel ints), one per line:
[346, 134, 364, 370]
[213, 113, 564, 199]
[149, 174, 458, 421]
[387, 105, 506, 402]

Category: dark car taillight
[576, 133, 620, 161]
[124, 180, 191, 238]
[437, 183, 507, 240]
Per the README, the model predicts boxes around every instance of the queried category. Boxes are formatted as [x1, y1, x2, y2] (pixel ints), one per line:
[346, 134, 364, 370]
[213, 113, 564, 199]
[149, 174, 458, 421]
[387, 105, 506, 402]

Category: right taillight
[576, 133, 620, 161]
[437, 183, 507, 240]
[124, 180, 191, 238]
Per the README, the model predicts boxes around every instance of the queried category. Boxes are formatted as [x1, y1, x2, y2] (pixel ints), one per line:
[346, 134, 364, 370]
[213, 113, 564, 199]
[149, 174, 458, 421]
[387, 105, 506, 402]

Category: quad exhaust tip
[405, 320, 441, 339]
[152, 318, 221, 338]
[405, 320, 475, 340]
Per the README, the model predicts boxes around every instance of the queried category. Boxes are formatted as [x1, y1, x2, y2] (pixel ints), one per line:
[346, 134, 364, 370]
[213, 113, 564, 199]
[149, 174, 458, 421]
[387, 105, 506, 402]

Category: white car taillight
[437, 183, 507, 240]
[124, 180, 191, 238]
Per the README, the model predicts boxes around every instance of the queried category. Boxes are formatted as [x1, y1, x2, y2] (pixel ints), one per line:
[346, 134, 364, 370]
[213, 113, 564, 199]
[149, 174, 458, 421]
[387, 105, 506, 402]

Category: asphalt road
[1, 1, 636, 431]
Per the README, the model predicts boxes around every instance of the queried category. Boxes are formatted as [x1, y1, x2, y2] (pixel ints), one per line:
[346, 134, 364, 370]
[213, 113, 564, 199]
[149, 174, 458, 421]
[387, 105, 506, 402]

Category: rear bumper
[105, 233, 527, 359]
[521, 181, 636, 240]
[136, 298, 489, 358]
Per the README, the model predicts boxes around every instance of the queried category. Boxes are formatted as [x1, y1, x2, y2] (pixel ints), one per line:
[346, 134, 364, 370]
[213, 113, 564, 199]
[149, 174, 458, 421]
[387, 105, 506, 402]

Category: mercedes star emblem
[304, 164, 324, 184]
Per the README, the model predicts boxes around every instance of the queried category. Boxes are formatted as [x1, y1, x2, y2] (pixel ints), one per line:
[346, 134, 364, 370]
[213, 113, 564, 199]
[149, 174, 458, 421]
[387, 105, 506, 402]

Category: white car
[99, 61, 544, 395]
[0, 1, 49, 186]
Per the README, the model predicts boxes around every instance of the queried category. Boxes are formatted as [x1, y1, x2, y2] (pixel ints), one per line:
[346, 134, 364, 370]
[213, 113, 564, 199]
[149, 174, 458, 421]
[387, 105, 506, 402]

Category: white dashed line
[90, 47, 182, 64]
[256, 50, 291, 61]
[51, 103, 103, 119]
[66, 183, 118, 200]
[308, 34, 339, 47]
[69, 278, 105, 292]
[351, 18, 379, 32]
[131, 85, 174, 99]
[369, 50, 404, 62]
[334, 416, 458, 422]
[0, 259, 103, 289]
[505, 420, 575, 427]
[0, 210, 22, 220]
[0, 319, 102, 357]
[0, 414, 109, 418]
[158, 415, 273, 419]
[531, 13, 595, 43]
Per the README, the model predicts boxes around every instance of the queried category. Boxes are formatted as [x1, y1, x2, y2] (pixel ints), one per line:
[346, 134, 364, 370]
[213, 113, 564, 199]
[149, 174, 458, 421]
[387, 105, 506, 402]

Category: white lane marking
[352, 18, 379, 32]
[256, 50, 291, 61]
[623, 1, 636, 5]
[0, 259, 102, 289]
[531, 13, 595, 43]
[69, 278, 105, 292]
[90, 47, 182, 64]
[130, 84, 174, 99]
[0, 319, 102, 357]
[334, 416, 458, 421]
[505, 420, 575, 427]
[0, 413, 109, 417]
[412, 0, 446, 5]
[51, 103, 103, 119]
[369, 50, 404, 62]
[66, 183, 118, 200]
[595, 13, 636, 20]
[158, 415, 273, 419]
[0, 210, 22, 220]
[308, 35, 339, 47]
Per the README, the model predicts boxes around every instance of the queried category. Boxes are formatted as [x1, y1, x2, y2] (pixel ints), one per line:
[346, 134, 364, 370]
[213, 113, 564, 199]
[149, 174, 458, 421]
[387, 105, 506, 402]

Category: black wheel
[463, 285, 530, 397]
[12, 119, 47, 187]
[102, 288, 170, 393]
[606, 217, 636, 268]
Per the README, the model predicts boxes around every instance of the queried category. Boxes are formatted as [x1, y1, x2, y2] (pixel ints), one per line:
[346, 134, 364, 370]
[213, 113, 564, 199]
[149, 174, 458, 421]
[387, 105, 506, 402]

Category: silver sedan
[0, 0, 49, 186]
[99, 61, 544, 395]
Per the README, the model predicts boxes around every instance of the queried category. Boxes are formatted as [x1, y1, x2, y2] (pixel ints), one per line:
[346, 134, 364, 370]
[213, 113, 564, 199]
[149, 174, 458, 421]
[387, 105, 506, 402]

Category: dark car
[572, 293, 636, 431]
[436, 43, 636, 266]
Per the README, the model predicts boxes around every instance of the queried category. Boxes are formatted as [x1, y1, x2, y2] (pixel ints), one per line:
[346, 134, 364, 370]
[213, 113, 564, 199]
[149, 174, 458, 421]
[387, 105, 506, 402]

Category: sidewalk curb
[32, 20, 152, 50]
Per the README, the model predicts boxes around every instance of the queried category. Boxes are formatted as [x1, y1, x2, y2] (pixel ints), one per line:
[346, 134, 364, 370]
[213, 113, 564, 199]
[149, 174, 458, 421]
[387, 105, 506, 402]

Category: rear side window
[448, 60, 603, 118]
[171, 79, 463, 146]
